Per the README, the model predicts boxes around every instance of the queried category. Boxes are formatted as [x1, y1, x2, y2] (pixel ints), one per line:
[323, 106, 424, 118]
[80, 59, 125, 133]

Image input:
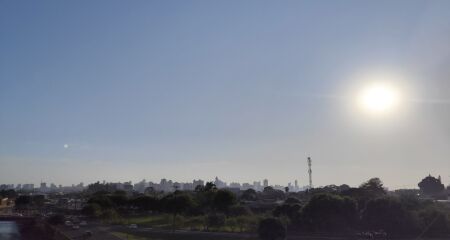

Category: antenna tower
[308, 157, 312, 189]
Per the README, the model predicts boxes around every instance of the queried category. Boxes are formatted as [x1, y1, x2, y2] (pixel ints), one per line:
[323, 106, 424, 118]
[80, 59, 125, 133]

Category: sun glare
[358, 83, 400, 114]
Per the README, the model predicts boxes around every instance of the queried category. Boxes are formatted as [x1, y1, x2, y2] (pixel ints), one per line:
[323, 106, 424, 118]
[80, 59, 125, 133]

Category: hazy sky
[1, 1, 450, 189]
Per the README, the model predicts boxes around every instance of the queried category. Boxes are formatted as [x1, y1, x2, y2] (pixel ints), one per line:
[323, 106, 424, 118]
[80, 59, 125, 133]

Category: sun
[358, 83, 400, 114]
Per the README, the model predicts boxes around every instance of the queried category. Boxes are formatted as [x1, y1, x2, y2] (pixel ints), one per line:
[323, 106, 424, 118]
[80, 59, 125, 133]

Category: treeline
[265, 178, 450, 239]
[81, 178, 450, 238]
[82, 182, 254, 231]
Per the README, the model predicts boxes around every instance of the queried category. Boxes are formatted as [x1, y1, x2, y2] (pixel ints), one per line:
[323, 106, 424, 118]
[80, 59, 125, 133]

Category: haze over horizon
[1, 1, 450, 189]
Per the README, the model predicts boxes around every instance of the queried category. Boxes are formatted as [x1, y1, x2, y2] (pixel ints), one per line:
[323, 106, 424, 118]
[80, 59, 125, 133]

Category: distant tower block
[308, 157, 313, 189]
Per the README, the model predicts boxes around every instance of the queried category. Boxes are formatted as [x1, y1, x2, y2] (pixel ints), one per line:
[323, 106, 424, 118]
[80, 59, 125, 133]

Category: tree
[228, 205, 252, 217]
[162, 193, 193, 231]
[359, 177, 386, 196]
[131, 196, 159, 211]
[81, 203, 102, 217]
[14, 195, 31, 211]
[204, 182, 217, 192]
[273, 204, 301, 222]
[418, 175, 445, 195]
[88, 195, 114, 209]
[342, 178, 387, 210]
[108, 194, 128, 208]
[300, 193, 357, 233]
[241, 189, 257, 201]
[213, 189, 236, 213]
[258, 218, 286, 240]
[284, 197, 301, 205]
[361, 196, 419, 236]
[262, 187, 285, 201]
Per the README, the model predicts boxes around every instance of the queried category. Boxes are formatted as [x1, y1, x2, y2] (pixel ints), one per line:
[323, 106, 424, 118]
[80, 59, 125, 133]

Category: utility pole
[308, 157, 312, 189]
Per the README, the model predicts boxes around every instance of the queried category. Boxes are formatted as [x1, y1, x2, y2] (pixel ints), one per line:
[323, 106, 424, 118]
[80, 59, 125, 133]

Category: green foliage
[81, 203, 102, 217]
[77, 177, 450, 238]
[130, 195, 160, 211]
[204, 182, 217, 192]
[359, 177, 386, 195]
[262, 187, 285, 201]
[228, 205, 252, 217]
[88, 194, 115, 209]
[162, 192, 193, 215]
[257, 218, 286, 240]
[206, 213, 226, 230]
[101, 208, 120, 222]
[109, 194, 128, 207]
[213, 189, 236, 213]
[241, 189, 257, 201]
[273, 204, 301, 222]
[284, 197, 301, 205]
[300, 193, 357, 233]
[361, 196, 419, 236]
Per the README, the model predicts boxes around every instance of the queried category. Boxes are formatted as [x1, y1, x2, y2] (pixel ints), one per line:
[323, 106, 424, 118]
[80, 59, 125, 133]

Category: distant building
[0, 184, 14, 190]
[193, 179, 204, 189]
[183, 183, 194, 191]
[22, 184, 34, 191]
[123, 181, 133, 192]
[214, 177, 227, 188]
[40, 182, 47, 192]
[253, 181, 262, 191]
[134, 179, 148, 193]
[229, 182, 241, 188]
[263, 179, 269, 188]
[242, 183, 253, 190]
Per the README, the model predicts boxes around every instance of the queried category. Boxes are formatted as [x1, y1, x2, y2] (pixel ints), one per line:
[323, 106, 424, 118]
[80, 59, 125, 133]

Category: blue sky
[1, 1, 450, 188]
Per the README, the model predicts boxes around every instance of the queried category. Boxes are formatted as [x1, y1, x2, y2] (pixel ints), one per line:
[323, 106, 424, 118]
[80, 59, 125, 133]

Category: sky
[1, 0, 450, 189]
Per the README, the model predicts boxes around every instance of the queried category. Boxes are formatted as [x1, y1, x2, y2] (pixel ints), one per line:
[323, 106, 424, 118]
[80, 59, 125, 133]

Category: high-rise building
[263, 179, 269, 188]
[214, 177, 226, 188]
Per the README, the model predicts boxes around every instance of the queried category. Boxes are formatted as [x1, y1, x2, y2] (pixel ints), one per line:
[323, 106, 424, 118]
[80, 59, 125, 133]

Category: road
[57, 223, 122, 240]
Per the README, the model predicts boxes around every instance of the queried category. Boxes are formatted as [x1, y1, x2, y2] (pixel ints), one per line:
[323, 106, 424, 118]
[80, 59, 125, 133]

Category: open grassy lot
[112, 214, 265, 233]
[111, 230, 257, 240]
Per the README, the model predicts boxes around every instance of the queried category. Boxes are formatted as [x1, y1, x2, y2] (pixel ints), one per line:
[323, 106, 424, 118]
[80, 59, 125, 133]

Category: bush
[206, 213, 226, 230]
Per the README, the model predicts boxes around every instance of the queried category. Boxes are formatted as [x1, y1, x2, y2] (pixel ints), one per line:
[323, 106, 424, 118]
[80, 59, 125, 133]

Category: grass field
[112, 214, 265, 233]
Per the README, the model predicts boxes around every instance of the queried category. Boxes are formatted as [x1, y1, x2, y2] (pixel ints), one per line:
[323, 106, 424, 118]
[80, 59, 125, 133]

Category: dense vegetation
[7, 176, 449, 239]
[77, 177, 450, 239]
